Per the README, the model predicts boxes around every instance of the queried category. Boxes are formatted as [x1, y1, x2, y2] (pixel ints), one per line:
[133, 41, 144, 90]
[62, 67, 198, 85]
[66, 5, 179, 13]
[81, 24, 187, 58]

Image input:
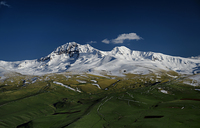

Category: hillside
[0, 71, 200, 127]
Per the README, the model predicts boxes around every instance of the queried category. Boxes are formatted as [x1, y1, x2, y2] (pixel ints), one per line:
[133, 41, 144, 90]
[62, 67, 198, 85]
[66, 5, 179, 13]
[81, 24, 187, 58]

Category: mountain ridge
[0, 42, 200, 76]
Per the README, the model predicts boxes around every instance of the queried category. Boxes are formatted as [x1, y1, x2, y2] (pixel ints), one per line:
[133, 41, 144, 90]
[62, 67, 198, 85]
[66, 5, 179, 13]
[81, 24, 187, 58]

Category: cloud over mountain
[102, 39, 110, 44]
[102, 33, 142, 44]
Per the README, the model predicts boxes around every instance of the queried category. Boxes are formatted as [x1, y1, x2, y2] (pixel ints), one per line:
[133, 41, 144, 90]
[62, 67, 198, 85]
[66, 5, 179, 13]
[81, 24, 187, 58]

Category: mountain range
[0, 42, 200, 76]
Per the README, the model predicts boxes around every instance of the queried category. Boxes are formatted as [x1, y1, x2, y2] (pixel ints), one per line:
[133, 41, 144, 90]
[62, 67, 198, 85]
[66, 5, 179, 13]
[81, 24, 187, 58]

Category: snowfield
[0, 42, 200, 78]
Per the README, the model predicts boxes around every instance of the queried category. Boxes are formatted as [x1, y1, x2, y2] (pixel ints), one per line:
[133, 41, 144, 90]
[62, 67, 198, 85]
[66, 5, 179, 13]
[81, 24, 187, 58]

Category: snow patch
[76, 87, 81, 92]
[157, 76, 161, 78]
[195, 89, 200, 91]
[183, 82, 197, 86]
[91, 80, 97, 83]
[166, 73, 178, 78]
[31, 77, 38, 83]
[158, 87, 168, 94]
[92, 83, 101, 89]
[76, 80, 87, 83]
[65, 75, 71, 78]
[185, 74, 200, 86]
[160, 90, 168, 94]
[53, 81, 81, 92]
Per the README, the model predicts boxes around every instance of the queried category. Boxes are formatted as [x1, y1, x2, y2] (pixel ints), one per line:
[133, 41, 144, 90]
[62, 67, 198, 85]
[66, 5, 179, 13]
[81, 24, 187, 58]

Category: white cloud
[0, 1, 10, 7]
[102, 39, 110, 44]
[102, 33, 142, 44]
[87, 41, 97, 44]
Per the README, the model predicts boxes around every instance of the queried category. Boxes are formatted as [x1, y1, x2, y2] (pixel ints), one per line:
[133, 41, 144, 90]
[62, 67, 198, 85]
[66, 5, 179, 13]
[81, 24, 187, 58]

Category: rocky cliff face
[53, 42, 79, 57]
[39, 42, 79, 62]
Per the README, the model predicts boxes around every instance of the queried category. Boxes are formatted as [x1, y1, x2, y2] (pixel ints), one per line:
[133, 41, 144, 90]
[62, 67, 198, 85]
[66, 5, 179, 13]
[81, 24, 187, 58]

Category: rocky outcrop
[53, 42, 79, 57]
[39, 42, 79, 62]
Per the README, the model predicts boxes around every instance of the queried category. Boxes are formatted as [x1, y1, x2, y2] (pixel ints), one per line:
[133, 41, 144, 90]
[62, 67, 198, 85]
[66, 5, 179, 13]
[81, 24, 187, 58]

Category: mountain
[0, 42, 200, 76]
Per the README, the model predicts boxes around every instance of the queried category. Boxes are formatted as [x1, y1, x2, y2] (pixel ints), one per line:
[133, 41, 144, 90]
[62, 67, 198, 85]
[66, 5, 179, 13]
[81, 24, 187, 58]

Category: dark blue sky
[0, 0, 200, 61]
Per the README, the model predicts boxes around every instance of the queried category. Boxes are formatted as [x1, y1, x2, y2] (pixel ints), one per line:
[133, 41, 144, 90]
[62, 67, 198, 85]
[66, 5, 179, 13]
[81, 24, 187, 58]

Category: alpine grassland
[0, 72, 200, 128]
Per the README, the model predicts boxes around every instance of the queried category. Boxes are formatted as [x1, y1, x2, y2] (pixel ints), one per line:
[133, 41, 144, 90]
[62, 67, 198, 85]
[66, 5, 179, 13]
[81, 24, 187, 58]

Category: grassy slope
[69, 82, 200, 128]
[0, 72, 200, 128]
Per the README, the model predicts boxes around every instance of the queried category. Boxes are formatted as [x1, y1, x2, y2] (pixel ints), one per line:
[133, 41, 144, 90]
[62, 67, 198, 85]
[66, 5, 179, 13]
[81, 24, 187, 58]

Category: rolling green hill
[0, 72, 200, 128]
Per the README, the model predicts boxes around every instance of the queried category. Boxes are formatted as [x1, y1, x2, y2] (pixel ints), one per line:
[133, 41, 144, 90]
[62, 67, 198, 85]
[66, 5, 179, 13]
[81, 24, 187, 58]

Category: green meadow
[0, 72, 200, 128]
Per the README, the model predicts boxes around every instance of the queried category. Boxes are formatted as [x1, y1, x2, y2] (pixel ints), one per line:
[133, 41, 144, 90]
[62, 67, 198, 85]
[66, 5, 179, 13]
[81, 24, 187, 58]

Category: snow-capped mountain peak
[111, 46, 131, 55]
[77, 43, 98, 53]
[53, 42, 78, 55]
[39, 42, 79, 62]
